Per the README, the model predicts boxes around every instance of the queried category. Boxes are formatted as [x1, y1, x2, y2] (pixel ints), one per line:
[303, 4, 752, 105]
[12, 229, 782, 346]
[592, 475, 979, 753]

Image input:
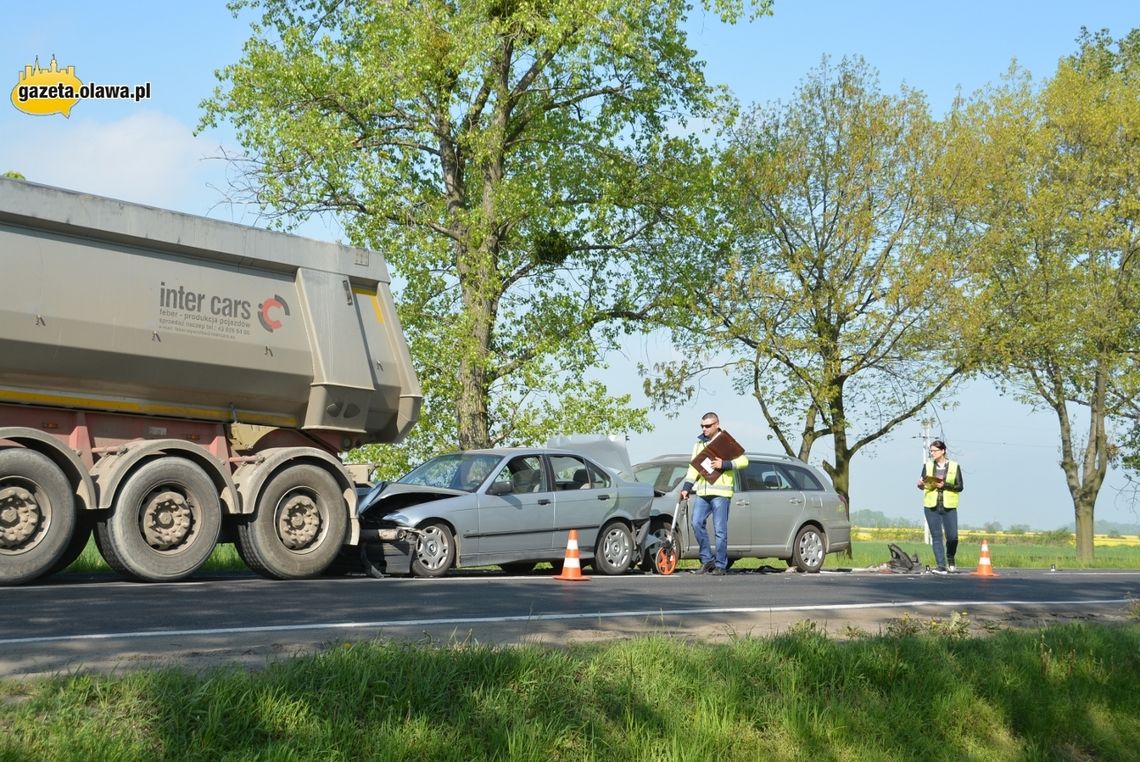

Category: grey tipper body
[0, 178, 422, 585]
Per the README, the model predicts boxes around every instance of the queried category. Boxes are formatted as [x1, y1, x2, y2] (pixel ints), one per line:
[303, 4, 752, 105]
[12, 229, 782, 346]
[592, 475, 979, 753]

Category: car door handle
[789, 497, 803, 505]
[735, 499, 750, 507]
[597, 494, 611, 501]
[538, 498, 551, 505]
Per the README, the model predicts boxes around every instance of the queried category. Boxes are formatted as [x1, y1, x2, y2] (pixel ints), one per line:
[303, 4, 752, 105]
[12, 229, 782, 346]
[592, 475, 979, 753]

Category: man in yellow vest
[679, 412, 749, 575]
[916, 439, 964, 574]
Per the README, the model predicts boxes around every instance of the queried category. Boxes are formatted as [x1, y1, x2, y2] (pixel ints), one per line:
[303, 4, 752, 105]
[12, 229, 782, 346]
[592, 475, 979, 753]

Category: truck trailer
[0, 178, 422, 585]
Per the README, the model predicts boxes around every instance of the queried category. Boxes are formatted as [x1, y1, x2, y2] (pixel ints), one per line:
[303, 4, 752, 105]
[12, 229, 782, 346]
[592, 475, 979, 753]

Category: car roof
[635, 452, 816, 466]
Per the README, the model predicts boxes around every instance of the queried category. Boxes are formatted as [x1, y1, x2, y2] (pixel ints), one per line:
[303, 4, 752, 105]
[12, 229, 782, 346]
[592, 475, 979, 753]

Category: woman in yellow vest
[916, 439, 964, 574]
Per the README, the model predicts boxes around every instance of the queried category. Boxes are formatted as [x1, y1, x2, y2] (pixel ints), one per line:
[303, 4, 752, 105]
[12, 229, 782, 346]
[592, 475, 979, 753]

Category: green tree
[953, 29, 1140, 561]
[646, 56, 970, 509]
[200, 0, 771, 474]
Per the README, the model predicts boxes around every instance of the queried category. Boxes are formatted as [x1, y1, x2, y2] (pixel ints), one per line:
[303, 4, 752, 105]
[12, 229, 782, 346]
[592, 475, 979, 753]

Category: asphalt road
[2, 567, 1137, 679]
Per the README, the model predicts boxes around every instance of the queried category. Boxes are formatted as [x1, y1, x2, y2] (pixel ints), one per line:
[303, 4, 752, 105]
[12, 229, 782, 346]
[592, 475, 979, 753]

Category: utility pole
[920, 418, 933, 546]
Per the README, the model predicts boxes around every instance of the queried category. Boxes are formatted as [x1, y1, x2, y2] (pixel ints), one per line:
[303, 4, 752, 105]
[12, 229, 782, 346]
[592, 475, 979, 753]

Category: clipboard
[690, 430, 745, 484]
[922, 474, 944, 489]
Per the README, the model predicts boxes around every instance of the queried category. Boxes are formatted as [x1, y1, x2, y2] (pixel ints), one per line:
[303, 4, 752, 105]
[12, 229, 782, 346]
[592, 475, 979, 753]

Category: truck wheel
[0, 449, 76, 585]
[237, 464, 347, 579]
[95, 458, 221, 582]
[49, 509, 96, 575]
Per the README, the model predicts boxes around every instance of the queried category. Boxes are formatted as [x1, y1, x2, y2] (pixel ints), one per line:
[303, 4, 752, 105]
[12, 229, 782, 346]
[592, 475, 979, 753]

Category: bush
[1037, 528, 1073, 545]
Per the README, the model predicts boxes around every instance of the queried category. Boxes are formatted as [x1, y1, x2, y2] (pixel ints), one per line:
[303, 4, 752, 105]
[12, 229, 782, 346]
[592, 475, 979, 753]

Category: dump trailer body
[0, 178, 422, 584]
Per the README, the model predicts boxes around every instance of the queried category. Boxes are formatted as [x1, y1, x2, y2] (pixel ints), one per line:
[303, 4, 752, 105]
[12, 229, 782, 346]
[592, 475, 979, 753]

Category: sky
[2, 1, 1137, 531]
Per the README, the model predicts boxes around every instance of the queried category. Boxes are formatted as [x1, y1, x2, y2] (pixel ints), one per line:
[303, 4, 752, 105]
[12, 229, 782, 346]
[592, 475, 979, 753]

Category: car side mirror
[487, 481, 513, 496]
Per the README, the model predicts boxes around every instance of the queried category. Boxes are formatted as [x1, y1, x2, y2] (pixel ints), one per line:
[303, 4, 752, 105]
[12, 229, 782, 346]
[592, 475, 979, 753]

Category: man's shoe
[709, 567, 726, 576]
[948, 564, 957, 573]
[932, 566, 949, 575]
[693, 561, 715, 575]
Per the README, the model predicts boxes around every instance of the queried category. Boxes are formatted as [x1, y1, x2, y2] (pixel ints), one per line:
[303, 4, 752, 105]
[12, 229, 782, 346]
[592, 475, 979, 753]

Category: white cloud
[1, 109, 226, 215]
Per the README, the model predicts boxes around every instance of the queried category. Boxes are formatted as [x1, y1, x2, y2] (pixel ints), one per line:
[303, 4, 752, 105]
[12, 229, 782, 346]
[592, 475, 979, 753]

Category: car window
[633, 462, 687, 493]
[399, 452, 502, 492]
[549, 454, 595, 490]
[785, 465, 824, 491]
[490, 455, 546, 494]
[742, 462, 795, 491]
[586, 461, 612, 489]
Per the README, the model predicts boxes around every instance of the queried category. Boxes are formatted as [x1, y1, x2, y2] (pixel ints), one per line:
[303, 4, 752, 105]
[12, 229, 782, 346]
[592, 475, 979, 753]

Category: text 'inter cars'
[350, 449, 654, 577]
[633, 453, 851, 572]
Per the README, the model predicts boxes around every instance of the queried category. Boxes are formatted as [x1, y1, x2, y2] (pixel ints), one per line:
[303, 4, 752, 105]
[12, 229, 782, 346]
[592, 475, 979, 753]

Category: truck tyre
[0, 449, 76, 585]
[95, 457, 221, 582]
[49, 509, 96, 575]
[237, 464, 347, 579]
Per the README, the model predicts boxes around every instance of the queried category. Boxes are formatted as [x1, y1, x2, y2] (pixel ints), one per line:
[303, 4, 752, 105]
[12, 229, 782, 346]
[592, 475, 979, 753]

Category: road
[2, 567, 1136, 679]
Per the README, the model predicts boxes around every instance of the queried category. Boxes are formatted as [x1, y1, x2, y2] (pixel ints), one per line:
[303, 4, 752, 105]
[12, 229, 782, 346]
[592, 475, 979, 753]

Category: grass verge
[2, 623, 1138, 760]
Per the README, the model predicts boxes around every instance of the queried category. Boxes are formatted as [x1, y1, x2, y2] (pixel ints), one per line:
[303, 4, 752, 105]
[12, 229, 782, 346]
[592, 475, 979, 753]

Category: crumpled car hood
[359, 482, 468, 518]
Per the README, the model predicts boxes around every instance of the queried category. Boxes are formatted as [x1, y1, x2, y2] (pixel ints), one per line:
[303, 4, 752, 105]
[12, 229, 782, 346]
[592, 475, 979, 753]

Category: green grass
[2, 623, 1138, 760]
[841, 530, 1140, 571]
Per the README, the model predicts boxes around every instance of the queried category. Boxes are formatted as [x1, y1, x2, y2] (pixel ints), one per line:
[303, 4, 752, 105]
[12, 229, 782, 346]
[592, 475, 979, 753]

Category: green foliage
[1037, 528, 1074, 545]
[201, 0, 771, 453]
[1, 170, 25, 180]
[850, 508, 921, 529]
[645, 55, 970, 507]
[948, 28, 1140, 561]
[4, 626, 1139, 760]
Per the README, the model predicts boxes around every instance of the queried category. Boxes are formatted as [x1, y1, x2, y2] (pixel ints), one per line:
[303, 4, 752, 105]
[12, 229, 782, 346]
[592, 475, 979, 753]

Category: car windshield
[397, 453, 503, 492]
[633, 461, 688, 493]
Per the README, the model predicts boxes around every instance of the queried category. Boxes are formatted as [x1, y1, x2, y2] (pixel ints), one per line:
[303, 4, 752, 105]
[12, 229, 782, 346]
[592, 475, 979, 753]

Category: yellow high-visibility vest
[923, 460, 960, 509]
[684, 441, 749, 497]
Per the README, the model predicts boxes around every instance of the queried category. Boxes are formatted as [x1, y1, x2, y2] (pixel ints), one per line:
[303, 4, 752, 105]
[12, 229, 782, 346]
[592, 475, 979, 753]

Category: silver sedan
[354, 448, 654, 577]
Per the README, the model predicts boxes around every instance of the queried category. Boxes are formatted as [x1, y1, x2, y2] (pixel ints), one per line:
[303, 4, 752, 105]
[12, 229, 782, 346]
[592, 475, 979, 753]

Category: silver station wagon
[633, 452, 851, 572]
[351, 448, 653, 577]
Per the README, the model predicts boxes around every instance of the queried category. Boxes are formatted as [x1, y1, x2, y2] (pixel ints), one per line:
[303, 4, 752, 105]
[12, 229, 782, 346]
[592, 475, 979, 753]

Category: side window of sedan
[492, 456, 546, 494]
[550, 455, 592, 490]
[586, 462, 612, 489]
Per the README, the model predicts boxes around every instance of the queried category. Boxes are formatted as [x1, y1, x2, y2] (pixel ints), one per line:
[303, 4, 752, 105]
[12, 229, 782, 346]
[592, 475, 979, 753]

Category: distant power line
[940, 438, 1057, 449]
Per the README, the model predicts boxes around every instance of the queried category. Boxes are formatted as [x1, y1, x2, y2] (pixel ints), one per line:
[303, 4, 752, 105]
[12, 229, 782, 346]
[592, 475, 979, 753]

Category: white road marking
[0, 598, 1130, 646]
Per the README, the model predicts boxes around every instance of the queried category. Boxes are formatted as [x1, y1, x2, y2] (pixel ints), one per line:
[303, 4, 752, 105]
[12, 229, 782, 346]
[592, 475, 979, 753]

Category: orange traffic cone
[972, 538, 998, 577]
[552, 529, 590, 581]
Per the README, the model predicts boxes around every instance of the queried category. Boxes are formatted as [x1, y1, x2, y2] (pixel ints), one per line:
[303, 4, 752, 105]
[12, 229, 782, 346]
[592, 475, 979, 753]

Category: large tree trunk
[1049, 361, 1110, 563]
[455, 243, 497, 450]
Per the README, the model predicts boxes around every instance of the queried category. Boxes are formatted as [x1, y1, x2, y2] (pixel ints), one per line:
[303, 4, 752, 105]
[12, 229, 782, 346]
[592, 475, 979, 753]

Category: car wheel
[499, 561, 536, 574]
[593, 521, 634, 575]
[411, 521, 455, 578]
[792, 525, 826, 573]
[639, 519, 674, 571]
